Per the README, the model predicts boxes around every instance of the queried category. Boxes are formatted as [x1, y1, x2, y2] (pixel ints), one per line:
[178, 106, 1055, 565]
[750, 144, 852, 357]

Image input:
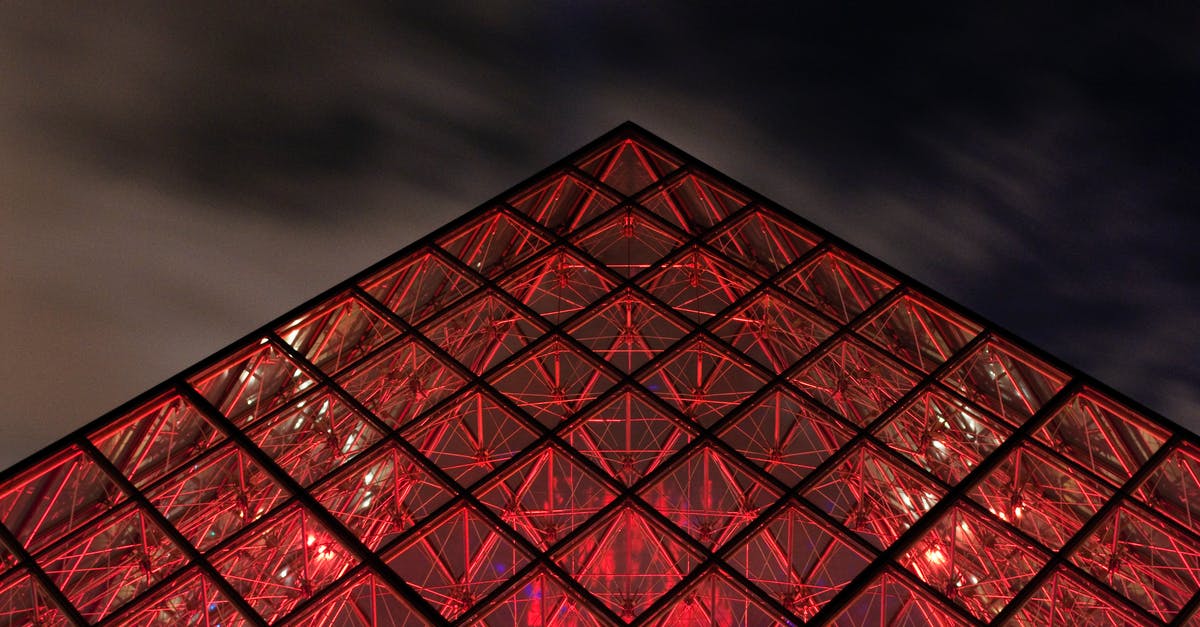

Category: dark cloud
[0, 2, 1196, 468]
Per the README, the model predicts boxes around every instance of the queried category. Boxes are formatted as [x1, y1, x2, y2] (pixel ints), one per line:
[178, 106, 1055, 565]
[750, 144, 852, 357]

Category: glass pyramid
[1, 123, 1197, 626]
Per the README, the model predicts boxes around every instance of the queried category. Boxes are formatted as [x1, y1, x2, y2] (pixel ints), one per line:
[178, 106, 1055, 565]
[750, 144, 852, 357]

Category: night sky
[1, 3, 1197, 469]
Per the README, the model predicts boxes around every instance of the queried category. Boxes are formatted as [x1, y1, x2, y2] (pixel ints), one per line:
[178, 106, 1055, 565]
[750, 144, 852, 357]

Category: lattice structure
[1, 124, 1197, 626]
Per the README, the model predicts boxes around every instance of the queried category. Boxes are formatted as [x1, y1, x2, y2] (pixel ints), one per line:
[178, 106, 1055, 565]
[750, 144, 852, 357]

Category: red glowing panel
[830, 569, 967, 626]
[249, 390, 384, 488]
[0, 570, 67, 627]
[421, 290, 545, 375]
[730, 502, 872, 620]
[637, 171, 748, 234]
[506, 170, 619, 234]
[641, 338, 767, 428]
[285, 571, 424, 627]
[479, 446, 617, 550]
[563, 389, 694, 487]
[792, 338, 920, 427]
[781, 250, 897, 324]
[438, 208, 551, 279]
[90, 392, 224, 489]
[277, 293, 400, 376]
[568, 289, 689, 374]
[335, 338, 465, 429]
[941, 338, 1068, 425]
[1137, 443, 1200, 535]
[490, 337, 617, 428]
[576, 137, 681, 196]
[360, 247, 479, 324]
[638, 247, 757, 322]
[873, 388, 1009, 486]
[478, 567, 609, 627]
[556, 505, 698, 623]
[720, 387, 854, 487]
[116, 569, 250, 627]
[1036, 388, 1168, 487]
[387, 505, 529, 620]
[314, 443, 452, 551]
[500, 248, 617, 324]
[0, 447, 123, 555]
[706, 207, 821, 277]
[641, 445, 777, 550]
[713, 290, 837, 374]
[1009, 565, 1149, 627]
[647, 569, 782, 626]
[190, 339, 316, 427]
[40, 504, 188, 622]
[213, 506, 355, 623]
[403, 389, 538, 487]
[573, 207, 685, 278]
[858, 292, 980, 373]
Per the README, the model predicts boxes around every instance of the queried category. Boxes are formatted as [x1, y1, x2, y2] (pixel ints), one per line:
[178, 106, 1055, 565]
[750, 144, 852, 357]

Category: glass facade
[0, 124, 1195, 625]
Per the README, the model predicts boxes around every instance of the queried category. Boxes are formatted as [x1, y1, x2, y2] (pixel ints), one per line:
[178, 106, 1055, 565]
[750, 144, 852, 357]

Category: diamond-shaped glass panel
[507, 170, 620, 235]
[1137, 442, 1200, 535]
[285, 570, 425, 627]
[830, 569, 967, 626]
[942, 339, 1068, 425]
[563, 389, 693, 487]
[1009, 565, 1149, 627]
[792, 338, 921, 427]
[576, 136, 681, 196]
[0, 447, 123, 554]
[361, 247, 479, 324]
[713, 290, 837, 374]
[0, 569, 70, 627]
[277, 293, 400, 376]
[89, 392, 224, 489]
[706, 207, 820, 277]
[1036, 388, 1168, 487]
[335, 338, 465, 429]
[190, 339, 317, 427]
[113, 568, 250, 627]
[421, 290, 545, 375]
[568, 289, 689, 374]
[858, 292, 980, 373]
[439, 208, 551, 279]
[641, 338, 767, 428]
[638, 247, 757, 323]
[781, 250, 896, 324]
[573, 206, 685, 278]
[477, 567, 609, 627]
[500, 247, 617, 325]
[637, 171, 747, 234]
[490, 337, 617, 428]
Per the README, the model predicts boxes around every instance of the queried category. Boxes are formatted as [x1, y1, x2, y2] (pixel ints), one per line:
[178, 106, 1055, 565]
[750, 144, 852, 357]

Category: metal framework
[1, 123, 1198, 626]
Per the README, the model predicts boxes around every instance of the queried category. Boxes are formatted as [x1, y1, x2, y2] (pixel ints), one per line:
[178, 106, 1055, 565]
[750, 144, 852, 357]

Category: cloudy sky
[0, 3, 1196, 469]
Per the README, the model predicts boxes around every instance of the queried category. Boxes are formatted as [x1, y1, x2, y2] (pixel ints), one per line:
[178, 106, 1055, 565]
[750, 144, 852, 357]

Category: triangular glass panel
[640, 445, 777, 550]
[361, 247, 480, 324]
[568, 289, 689, 374]
[857, 292, 980, 374]
[729, 501, 873, 621]
[830, 569, 967, 626]
[335, 338, 466, 430]
[576, 137, 681, 196]
[113, 568, 251, 627]
[439, 208, 552, 279]
[387, 504, 530, 621]
[712, 290, 837, 375]
[573, 206, 685, 278]
[189, 338, 317, 427]
[556, 505, 699, 623]
[638, 247, 758, 323]
[1008, 565, 1151, 627]
[421, 289, 545, 376]
[1135, 442, 1200, 535]
[313, 442, 453, 551]
[403, 389, 539, 488]
[0, 568, 74, 626]
[706, 207, 821, 277]
[941, 338, 1068, 425]
[506, 170, 620, 235]
[277, 292, 401, 376]
[500, 247, 618, 325]
[637, 171, 748, 234]
[792, 338, 921, 427]
[474, 567, 610, 627]
[478, 445, 618, 550]
[1035, 388, 1168, 487]
[490, 336, 618, 428]
[89, 392, 225, 489]
[284, 570, 428, 626]
[644, 568, 784, 627]
[781, 249, 897, 324]
[563, 388, 694, 487]
[640, 338, 767, 428]
[720, 387, 854, 487]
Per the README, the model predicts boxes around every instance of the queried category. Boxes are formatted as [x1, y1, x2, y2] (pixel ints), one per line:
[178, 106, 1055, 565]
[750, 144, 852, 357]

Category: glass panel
[0, 569, 69, 627]
[387, 505, 529, 621]
[640, 338, 767, 428]
[478, 446, 617, 550]
[213, 506, 355, 623]
[360, 248, 479, 324]
[499, 247, 617, 325]
[335, 339, 466, 430]
[831, 569, 967, 626]
[403, 389, 538, 488]
[730, 502, 872, 621]
[567, 289, 689, 374]
[968, 443, 1112, 550]
[249, 389, 384, 488]
[0, 446, 123, 554]
[781, 250, 896, 324]
[792, 338, 921, 427]
[873, 388, 1009, 486]
[146, 444, 289, 551]
[858, 293, 980, 373]
[638, 247, 758, 323]
[189, 340, 316, 427]
[490, 337, 617, 428]
[646, 568, 783, 626]
[90, 392, 224, 489]
[1137, 442, 1200, 535]
[277, 293, 400, 376]
[40, 504, 188, 622]
[641, 446, 777, 550]
[420, 290, 544, 376]
[572, 207, 685, 278]
[805, 443, 944, 549]
[563, 389, 694, 487]
[477, 567, 608, 627]
[285, 570, 425, 626]
[1036, 388, 1168, 486]
[1009, 565, 1148, 627]
[637, 171, 747, 234]
[720, 387, 853, 487]
[713, 290, 837, 375]
[941, 339, 1068, 425]
[576, 137, 681, 196]
[112, 568, 250, 627]
[438, 209, 550, 279]
[506, 170, 619, 235]
[556, 505, 698, 623]
[706, 207, 820, 277]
